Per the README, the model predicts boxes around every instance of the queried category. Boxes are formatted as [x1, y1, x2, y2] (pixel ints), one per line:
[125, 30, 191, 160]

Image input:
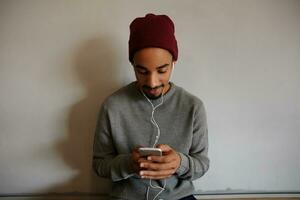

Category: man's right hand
[131, 146, 154, 174]
[131, 146, 144, 174]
